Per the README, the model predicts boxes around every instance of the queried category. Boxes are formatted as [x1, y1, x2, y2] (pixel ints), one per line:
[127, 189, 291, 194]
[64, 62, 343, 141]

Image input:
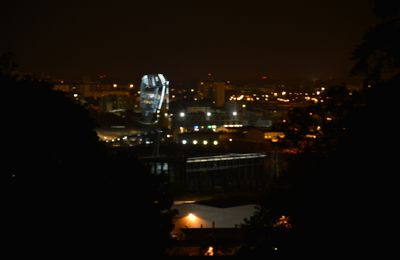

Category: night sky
[1, 0, 377, 83]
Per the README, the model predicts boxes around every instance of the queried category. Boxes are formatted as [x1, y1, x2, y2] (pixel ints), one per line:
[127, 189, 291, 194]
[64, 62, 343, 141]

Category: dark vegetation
[239, 1, 399, 257]
[1, 53, 174, 257]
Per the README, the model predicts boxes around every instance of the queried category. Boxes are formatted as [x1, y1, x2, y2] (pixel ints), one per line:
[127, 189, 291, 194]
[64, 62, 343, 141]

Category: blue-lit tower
[140, 74, 169, 125]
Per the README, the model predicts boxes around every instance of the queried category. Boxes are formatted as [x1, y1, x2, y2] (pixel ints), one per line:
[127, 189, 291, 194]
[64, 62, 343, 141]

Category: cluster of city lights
[109, 83, 134, 89]
[228, 88, 326, 104]
[223, 124, 243, 128]
[181, 139, 219, 146]
[273, 215, 293, 229]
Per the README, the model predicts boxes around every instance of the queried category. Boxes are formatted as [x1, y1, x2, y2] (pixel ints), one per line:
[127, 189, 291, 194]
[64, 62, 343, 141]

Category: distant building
[140, 153, 269, 195]
[180, 153, 268, 194]
[99, 95, 135, 112]
[197, 81, 211, 99]
[197, 81, 227, 107]
[167, 201, 258, 256]
[213, 82, 226, 107]
[53, 81, 137, 112]
[173, 203, 257, 231]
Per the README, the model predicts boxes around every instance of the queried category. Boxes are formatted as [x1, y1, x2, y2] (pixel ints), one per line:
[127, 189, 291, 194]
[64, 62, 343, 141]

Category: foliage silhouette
[1, 53, 174, 256]
[240, 1, 398, 256]
[352, 0, 400, 86]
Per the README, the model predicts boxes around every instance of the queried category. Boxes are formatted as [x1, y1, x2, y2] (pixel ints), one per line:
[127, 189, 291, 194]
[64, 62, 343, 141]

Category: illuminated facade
[140, 74, 169, 124]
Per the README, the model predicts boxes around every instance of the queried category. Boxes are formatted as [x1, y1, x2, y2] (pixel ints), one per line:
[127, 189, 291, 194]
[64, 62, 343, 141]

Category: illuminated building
[53, 80, 136, 112]
[141, 153, 268, 192]
[140, 74, 169, 124]
[197, 81, 226, 107]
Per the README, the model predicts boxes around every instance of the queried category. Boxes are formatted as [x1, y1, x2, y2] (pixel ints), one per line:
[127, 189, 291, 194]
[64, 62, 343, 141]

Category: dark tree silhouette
[352, 0, 400, 87]
[240, 1, 398, 256]
[1, 53, 174, 257]
[373, 0, 400, 20]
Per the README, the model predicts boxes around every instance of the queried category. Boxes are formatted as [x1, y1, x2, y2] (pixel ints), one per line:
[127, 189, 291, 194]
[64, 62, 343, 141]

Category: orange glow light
[188, 213, 197, 221]
[205, 246, 214, 256]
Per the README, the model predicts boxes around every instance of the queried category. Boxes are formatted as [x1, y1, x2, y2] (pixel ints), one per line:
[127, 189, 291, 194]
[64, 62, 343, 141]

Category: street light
[188, 213, 197, 221]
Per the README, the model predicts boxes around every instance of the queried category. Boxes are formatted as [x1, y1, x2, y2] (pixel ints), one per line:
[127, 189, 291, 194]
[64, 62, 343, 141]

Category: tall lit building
[213, 82, 226, 107]
[140, 74, 169, 125]
[197, 81, 226, 107]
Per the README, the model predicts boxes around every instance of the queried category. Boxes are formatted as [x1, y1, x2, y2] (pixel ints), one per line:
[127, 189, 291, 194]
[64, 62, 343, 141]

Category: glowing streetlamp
[188, 213, 197, 221]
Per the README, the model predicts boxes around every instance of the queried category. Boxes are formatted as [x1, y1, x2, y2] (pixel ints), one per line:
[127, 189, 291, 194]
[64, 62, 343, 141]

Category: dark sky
[1, 0, 377, 83]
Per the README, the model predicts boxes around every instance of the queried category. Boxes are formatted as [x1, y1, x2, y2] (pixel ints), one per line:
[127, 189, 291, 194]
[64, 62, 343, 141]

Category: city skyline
[1, 0, 376, 83]
[2, 0, 398, 256]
